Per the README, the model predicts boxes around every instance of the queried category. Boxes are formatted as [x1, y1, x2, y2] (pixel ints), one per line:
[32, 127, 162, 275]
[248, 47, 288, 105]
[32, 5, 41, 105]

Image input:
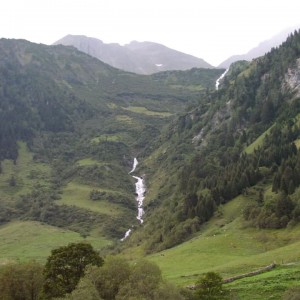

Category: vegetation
[0, 246, 186, 300]
[0, 37, 221, 246]
[43, 243, 104, 298]
[195, 272, 229, 299]
[66, 257, 185, 300]
[0, 221, 110, 263]
[128, 29, 300, 253]
[1, 29, 300, 299]
[227, 265, 300, 300]
[0, 261, 44, 300]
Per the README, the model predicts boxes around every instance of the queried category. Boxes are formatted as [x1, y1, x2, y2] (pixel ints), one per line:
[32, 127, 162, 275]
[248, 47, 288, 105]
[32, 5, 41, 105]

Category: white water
[129, 157, 138, 174]
[120, 158, 145, 241]
[132, 175, 145, 223]
[120, 229, 131, 242]
[215, 69, 229, 90]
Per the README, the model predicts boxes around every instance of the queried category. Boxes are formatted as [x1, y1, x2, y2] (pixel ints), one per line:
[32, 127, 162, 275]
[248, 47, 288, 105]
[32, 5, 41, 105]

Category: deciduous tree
[43, 242, 103, 298]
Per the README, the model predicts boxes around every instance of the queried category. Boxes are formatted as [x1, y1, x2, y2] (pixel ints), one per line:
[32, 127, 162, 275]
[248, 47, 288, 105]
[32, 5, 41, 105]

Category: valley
[0, 37, 224, 256]
[1, 29, 300, 299]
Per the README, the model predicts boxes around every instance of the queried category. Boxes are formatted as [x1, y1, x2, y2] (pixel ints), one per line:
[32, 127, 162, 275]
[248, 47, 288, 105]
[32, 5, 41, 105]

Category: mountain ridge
[218, 26, 300, 68]
[1, 31, 300, 299]
[0, 37, 222, 244]
[53, 34, 213, 74]
[126, 30, 300, 254]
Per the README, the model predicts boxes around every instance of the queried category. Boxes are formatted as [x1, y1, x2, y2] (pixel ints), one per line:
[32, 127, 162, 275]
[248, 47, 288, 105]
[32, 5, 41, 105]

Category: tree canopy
[43, 242, 103, 298]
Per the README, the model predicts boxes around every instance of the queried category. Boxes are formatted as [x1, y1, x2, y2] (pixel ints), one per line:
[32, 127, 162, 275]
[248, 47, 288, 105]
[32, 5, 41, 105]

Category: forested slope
[129, 30, 300, 252]
[0, 38, 223, 248]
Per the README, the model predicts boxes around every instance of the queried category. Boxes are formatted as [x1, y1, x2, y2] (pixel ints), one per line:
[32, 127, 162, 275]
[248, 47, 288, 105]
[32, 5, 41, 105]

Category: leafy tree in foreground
[43, 242, 103, 299]
[69, 257, 184, 300]
[195, 272, 229, 300]
[116, 260, 162, 299]
[93, 256, 131, 300]
[0, 261, 44, 300]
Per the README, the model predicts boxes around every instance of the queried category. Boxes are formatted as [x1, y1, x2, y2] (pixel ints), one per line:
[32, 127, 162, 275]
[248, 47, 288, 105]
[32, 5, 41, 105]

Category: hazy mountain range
[54, 35, 213, 74]
[218, 26, 300, 68]
[55, 28, 299, 74]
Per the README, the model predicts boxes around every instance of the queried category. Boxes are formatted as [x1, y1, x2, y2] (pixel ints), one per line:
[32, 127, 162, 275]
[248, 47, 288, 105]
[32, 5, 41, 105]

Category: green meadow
[0, 221, 111, 264]
[0, 142, 51, 199]
[57, 181, 124, 216]
[227, 264, 300, 299]
[122, 106, 173, 117]
[145, 196, 300, 288]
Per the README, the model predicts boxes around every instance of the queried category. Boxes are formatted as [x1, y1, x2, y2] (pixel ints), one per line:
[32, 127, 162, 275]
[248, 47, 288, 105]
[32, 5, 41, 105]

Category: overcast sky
[1, 0, 299, 66]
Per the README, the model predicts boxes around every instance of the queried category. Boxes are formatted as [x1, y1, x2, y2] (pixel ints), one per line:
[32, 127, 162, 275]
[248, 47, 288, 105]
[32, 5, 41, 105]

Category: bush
[195, 272, 229, 300]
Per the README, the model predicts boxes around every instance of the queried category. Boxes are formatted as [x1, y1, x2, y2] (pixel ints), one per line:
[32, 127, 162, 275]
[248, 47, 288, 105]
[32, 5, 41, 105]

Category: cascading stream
[121, 158, 145, 241]
[215, 69, 229, 90]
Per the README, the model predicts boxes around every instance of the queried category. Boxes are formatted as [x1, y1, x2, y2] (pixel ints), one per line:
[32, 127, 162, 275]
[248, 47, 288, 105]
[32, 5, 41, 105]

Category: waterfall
[215, 69, 229, 90]
[120, 158, 145, 241]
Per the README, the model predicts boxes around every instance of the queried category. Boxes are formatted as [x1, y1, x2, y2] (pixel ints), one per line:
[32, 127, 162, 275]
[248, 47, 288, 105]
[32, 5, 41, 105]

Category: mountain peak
[54, 35, 213, 74]
[218, 26, 300, 68]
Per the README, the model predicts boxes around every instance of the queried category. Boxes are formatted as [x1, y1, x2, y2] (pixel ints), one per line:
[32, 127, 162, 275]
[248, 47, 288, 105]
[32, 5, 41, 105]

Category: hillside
[219, 26, 299, 68]
[2, 30, 300, 298]
[54, 35, 213, 74]
[0, 38, 223, 261]
[122, 30, 300, 256]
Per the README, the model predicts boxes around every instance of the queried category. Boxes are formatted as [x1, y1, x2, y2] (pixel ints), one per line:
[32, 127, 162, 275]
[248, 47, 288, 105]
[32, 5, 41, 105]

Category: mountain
[1, 31, 300, 299]
[126, 30, 300, 254]
[218, 26, 300, 68]
[0, 37, 223, 252]
[53, 35, 213, 74]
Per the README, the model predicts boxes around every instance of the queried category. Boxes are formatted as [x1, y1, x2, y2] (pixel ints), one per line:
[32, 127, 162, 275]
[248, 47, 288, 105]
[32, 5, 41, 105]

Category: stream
[215, 69, 229, 90]
[121, 158, 145, 241]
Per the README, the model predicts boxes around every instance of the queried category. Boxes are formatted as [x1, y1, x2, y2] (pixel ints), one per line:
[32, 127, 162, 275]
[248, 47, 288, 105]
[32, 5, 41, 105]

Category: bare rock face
[285, 58, 300, 97]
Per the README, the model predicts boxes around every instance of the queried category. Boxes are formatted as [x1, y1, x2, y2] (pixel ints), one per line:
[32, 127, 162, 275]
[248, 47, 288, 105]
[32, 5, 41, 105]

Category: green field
[77, 158, 102, 166]
[0, 142, 51, 199]
[145, 196, 300, 289]
[0, 221, 111, 264]
[227, 264, 300, 299]
[122, 106, 173, 117]
[58, 181, 124, 216]
[90, 134, 121, 144]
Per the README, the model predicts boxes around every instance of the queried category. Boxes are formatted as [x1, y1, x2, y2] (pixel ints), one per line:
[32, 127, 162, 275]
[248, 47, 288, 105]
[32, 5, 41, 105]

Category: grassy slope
[122, 106, 173, 117]
[57, 181, 125, 216]
[0, 142, 51, 199]
[145, 195, 300, 290]
[226, 264, 300, 299]
[0, 143, 127, 259]
[244, 124, 274, 154]
[0, 221, 111, 264]
[245, 112, 300, 154]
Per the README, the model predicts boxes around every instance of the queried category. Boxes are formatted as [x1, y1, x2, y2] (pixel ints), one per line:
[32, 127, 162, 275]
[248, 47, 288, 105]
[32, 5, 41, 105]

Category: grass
[122, 106, 173, 117]
[226, 264, 300, 299]
[145, 195, 300, 288]
[0, 142, 51, 199]
[91, 134, 121, 144]
[77, 158, 101, 166]
[0, 221, 111, 264]
[169, 84, 204, 91]
[115, 115, 135, 123]
[58, 182, 124, 216]
[244, 125, 274, 154]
